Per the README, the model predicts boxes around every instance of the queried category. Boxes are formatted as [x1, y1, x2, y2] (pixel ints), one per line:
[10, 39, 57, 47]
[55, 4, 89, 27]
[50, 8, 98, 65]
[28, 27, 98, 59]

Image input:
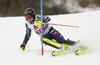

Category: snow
[0, 10, 100, 65]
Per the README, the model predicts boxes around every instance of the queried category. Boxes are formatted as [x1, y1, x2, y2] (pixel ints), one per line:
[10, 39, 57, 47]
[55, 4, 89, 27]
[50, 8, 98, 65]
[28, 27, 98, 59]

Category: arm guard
[36, 15, 51, 23]
[43, 16, 51, 23]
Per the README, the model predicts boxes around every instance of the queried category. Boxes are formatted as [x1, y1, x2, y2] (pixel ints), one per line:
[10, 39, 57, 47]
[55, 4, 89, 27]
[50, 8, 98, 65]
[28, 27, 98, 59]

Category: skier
[20, 8, 86, 52]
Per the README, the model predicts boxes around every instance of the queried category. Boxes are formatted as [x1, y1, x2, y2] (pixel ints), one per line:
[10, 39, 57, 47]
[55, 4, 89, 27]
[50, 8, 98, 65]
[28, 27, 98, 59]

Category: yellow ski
[52, 46, 88, 56]
[75, 46, 88, 55]
[75, 46, 89, 55]
[52, 51, 71, 56]
[75, 50, 86, 55]
[52, 48, 75, 56]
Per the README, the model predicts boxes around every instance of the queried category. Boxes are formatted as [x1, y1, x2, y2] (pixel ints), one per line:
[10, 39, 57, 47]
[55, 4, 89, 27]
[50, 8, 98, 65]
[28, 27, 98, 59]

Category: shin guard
[43, 38, 61, 49]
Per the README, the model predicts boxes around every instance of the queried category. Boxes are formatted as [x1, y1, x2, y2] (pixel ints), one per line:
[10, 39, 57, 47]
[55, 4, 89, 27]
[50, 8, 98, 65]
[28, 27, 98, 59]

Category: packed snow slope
[0, 10, 100, 65]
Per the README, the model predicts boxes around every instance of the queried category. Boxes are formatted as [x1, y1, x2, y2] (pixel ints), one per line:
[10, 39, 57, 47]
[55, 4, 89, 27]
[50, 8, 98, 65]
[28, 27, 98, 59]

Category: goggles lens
[25, 15, 32, 19]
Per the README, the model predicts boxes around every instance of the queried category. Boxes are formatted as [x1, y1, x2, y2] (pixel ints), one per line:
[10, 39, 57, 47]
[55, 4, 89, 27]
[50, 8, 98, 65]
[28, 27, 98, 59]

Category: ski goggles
[25, 15, 32, 19]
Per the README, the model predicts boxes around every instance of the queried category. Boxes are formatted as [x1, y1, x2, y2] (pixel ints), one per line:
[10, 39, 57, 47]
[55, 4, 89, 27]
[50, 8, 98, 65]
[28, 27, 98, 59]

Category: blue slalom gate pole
[40, 0, 44, 55]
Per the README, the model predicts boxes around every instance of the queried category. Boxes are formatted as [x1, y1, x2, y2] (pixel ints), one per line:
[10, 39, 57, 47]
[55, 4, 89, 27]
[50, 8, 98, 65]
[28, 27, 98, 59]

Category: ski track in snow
[0, 11, 100, 65]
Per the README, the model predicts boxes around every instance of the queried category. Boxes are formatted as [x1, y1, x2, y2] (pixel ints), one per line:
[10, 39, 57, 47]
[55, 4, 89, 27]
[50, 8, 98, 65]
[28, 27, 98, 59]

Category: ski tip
[75, 50, 79, 55]
[75, 50, 86, 55]
[52, 51, 56, 56]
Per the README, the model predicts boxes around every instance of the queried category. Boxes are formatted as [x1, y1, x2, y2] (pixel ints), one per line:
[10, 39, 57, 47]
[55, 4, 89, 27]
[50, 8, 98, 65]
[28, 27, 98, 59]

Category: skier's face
[25, 15, 34, 22]
[27, 17, 34, 22]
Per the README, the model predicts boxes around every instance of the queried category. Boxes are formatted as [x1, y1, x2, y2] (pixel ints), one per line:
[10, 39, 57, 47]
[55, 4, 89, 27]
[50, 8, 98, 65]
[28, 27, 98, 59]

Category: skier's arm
[23, 23, 31, 44]
[20, 23, 31, 51]
[43, 16, 51, 23]
[34, 15, 51, 26]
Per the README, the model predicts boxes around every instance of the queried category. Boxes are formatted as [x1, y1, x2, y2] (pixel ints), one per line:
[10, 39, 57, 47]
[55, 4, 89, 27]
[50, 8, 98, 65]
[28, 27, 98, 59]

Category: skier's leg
[43, 38, 66, 51]
[48, 27, 65, 43]
[43, 38, 77, 51]
[43, 27, 79, 51]
[62, 39, 77, 45]
[49, 27, 76, 45]
[63, 40, 88, 51]
[47, 27, 79, 51]
[43, 38, 60, 49]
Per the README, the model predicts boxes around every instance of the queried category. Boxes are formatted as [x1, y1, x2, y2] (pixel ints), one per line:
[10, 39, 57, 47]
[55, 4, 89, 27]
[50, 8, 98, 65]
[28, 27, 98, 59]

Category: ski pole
[34, 21, 79, 28]
[45, 23, 79, 28]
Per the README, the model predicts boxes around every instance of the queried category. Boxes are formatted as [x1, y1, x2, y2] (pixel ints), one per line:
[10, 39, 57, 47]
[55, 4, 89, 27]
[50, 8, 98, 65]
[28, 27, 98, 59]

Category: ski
[75, 50, 86, 55]
[52, 49, 88, 56]
[52, 45, 89, 56]
[52, 50, 73, 56]
[52, 47, 76, 56]
[75, 46, 90, 55]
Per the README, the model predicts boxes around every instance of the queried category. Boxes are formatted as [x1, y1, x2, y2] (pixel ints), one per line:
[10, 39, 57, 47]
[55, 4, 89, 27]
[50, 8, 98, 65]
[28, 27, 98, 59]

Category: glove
[20, 43, 26, 51]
